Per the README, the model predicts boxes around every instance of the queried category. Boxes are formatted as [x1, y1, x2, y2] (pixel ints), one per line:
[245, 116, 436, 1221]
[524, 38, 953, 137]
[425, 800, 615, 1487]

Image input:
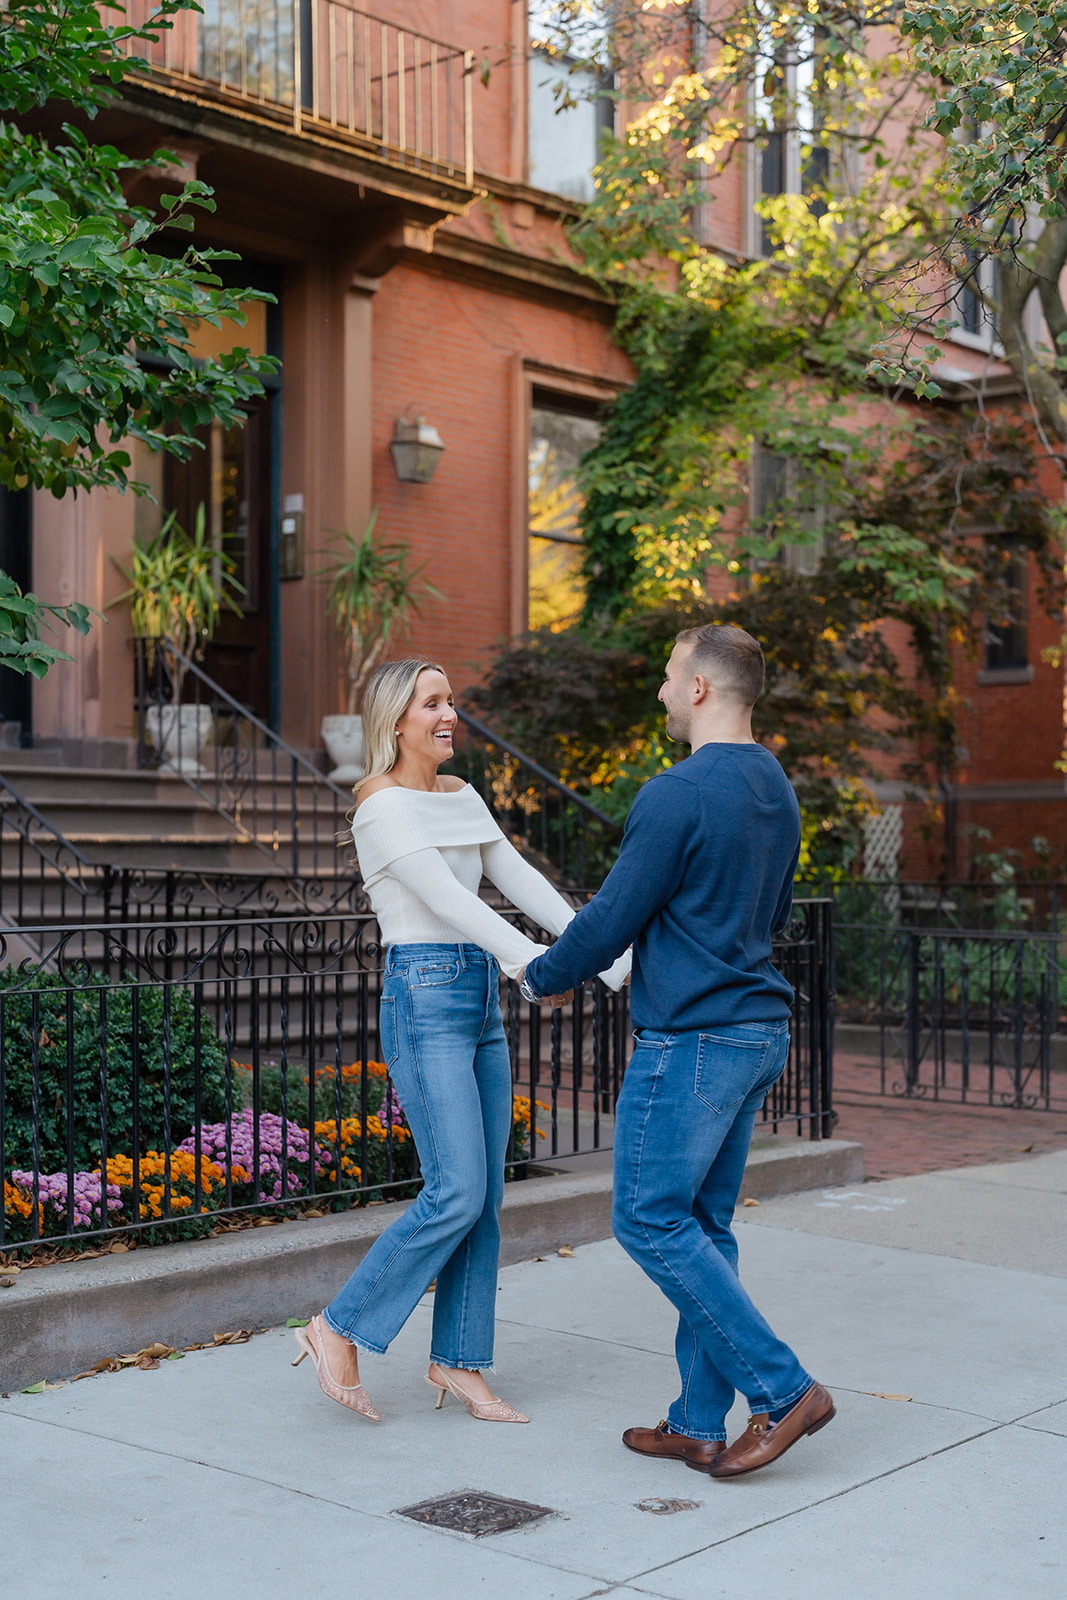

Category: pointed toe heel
[292, 1315, 381, 1422]
[426, 1365, 529, 1423]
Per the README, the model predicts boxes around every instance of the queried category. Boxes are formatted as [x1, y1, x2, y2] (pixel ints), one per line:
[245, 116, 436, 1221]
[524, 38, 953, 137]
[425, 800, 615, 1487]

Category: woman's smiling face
[397, 668, 457, 765]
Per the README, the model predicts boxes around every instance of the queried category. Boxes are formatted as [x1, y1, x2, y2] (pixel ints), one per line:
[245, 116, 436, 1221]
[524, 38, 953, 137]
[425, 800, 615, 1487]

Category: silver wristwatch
[518, 971, 540, 1004]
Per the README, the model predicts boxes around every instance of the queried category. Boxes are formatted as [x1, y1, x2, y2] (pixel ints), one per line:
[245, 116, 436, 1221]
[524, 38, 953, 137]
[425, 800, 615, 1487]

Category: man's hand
[518, 967, 573, 1008]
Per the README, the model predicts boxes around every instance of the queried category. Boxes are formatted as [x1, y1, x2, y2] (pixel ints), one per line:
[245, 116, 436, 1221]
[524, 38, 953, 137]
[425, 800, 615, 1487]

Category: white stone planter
[146, 704, 214, 777]
[321, 713, 364, 784]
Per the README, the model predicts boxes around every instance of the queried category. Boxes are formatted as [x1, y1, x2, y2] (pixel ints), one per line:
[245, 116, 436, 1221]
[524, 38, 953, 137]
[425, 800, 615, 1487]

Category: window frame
[509, 360, 625, 635]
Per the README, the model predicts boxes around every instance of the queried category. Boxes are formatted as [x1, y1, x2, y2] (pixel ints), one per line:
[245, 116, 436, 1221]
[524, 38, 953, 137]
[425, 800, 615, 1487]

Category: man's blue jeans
[323, 944, 512, 1369]
[613, 1019, 813, 1441]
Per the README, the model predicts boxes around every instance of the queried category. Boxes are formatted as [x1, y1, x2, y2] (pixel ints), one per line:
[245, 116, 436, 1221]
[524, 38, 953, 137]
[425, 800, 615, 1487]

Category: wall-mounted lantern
[390, 415, 445, 484]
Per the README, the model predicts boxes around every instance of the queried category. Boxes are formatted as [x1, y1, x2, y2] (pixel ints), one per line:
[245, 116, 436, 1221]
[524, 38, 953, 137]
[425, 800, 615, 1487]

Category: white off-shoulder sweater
[351, 783, 630, 989]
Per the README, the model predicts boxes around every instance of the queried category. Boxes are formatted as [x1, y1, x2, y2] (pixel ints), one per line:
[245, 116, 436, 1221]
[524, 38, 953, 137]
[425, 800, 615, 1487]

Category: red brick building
[1, 2, 1063, 876]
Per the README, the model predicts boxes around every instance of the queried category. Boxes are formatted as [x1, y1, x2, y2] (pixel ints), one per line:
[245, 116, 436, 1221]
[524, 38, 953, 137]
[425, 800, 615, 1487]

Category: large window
[751, 26, 829, 257]
[528, 396, 601, 630]
[528, 5, 613, 201]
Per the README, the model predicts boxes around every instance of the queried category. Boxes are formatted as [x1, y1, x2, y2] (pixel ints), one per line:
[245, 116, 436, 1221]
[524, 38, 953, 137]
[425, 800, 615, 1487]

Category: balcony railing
[113, 0, 475, 187]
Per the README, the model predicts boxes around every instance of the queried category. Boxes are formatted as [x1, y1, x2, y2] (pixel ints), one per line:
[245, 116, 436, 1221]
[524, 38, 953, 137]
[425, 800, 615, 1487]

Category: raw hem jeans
[323, 944, 512, 1370]
[612, 1019, 813, 1441]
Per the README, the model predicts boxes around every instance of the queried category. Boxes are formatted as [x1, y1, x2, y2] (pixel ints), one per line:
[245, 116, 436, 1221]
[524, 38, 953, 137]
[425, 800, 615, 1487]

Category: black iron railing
[0, 898, 834, 1252]
[134, 638, 354, 883]
[1, 767, 369, 932]
[0, 772, 103, 939]
[452, 708, 623, 893]
[835, 919, 1067, 1112]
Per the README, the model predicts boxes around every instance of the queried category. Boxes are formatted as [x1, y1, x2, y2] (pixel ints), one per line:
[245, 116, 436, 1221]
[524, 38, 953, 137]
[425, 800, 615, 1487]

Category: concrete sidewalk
[3, 1153, 1066, 1598]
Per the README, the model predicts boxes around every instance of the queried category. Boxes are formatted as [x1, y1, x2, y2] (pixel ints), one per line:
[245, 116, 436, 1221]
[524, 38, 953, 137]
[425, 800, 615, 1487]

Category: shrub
[0, 969, 229, 1172]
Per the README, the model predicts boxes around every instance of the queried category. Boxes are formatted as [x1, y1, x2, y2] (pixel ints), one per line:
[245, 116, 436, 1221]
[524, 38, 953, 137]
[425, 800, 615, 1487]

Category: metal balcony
[113, 0, 475, 188]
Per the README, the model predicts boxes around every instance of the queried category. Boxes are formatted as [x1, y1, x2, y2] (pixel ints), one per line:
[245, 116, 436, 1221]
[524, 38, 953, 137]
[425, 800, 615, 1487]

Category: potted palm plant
[317, 510, 442, 781]
[112, 505, 244, 775]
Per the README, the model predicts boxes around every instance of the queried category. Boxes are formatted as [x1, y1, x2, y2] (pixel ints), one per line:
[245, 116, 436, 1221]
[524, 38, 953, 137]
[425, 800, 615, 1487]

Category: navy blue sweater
[525, 742, 801, 1030]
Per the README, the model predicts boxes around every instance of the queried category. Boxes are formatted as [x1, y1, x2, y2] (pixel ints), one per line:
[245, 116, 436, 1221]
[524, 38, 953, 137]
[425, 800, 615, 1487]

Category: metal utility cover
[395, 1489, 555, 1538]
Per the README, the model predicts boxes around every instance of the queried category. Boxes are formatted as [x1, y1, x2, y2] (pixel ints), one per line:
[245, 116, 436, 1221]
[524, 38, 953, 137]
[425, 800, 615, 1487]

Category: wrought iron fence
[835, 920, 1067, 1113]
[0, 899, 834, 1251]
[112, 0, 475, 186]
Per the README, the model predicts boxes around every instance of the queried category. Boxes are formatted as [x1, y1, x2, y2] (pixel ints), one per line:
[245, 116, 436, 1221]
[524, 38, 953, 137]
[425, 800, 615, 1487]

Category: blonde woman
[293, 658, 629, 1424]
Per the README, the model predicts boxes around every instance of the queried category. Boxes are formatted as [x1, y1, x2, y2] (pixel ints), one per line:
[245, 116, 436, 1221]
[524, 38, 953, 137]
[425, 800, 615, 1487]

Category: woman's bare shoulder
[354, 776, 402, 810]
[437, 775, 467, 793]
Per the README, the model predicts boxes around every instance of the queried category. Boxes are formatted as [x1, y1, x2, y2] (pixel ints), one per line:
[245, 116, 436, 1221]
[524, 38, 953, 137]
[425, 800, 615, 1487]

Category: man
[520, 623, 833, 1478]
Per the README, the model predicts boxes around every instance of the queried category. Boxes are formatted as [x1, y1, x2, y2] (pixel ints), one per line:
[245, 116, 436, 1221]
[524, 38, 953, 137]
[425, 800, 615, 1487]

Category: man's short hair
[676, 623, 765, 707]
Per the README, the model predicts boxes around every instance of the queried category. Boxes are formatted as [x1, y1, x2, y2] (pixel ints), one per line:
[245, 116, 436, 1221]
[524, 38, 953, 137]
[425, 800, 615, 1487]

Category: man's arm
[524, 776, 697, 998]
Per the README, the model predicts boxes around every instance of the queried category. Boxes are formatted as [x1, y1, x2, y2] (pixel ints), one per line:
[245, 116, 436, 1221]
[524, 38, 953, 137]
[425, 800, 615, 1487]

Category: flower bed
[3, 1055, 550, 1247]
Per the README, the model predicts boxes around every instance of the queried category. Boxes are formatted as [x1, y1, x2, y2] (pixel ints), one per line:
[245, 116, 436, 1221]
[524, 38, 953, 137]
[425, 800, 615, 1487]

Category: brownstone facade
[3, 2, 1064, 871]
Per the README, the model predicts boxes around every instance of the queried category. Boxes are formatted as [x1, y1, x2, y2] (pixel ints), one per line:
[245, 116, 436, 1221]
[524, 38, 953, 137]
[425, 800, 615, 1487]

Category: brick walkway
[832, 1052, 1067, 1180]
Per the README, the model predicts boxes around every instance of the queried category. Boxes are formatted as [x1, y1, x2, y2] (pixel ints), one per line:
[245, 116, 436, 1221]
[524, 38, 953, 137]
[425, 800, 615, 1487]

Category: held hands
[517, 967, 573, 1009]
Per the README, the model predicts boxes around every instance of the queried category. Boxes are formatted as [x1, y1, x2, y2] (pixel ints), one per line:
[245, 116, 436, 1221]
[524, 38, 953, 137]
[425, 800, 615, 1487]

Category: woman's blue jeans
[612, 1019, 813, 1441]
[323, 944, 513, 1369]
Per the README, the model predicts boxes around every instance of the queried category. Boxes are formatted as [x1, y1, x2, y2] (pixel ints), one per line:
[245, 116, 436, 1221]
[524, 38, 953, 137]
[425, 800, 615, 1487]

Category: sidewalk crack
[621, 1421, 1007, 1583]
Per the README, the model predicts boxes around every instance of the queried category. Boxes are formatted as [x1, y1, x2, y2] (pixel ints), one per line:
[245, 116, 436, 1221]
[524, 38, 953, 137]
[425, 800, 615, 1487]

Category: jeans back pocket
[694, 1031, 771, 1115]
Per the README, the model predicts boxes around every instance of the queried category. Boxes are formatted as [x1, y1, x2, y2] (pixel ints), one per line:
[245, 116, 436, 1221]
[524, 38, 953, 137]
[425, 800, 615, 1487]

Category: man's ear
[691, 673, 711, 704]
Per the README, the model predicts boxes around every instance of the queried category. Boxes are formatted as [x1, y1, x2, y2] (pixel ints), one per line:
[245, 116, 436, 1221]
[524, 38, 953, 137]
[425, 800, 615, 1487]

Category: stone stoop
[0, 762, 352, 877]
[0, 1138, 862, 1391]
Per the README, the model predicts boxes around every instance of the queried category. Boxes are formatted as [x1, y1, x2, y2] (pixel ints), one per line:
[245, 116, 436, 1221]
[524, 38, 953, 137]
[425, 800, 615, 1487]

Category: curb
[0, 1137, 862, 1390]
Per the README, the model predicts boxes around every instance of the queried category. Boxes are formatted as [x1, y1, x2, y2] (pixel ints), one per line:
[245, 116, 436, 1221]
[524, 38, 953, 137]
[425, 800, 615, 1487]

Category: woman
[293, 658, 629, 1424]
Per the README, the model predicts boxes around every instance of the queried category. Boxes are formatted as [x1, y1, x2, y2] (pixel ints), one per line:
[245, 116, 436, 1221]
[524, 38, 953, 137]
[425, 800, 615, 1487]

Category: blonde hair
[354, 658, 445, 793]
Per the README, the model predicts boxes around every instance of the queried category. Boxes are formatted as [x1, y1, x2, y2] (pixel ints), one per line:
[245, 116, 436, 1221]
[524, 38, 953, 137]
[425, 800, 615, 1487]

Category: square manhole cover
[395, 1490, 555, 1538]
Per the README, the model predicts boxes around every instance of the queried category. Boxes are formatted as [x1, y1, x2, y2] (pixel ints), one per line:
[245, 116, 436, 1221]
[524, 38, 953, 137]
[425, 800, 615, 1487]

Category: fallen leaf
[109, 1242, 129, 1254]
[211, 1330, 252, 1346]
[557, 1245, 575, 1258]
[531, 1256, 545, 1262]
[166, 1351, 185, 1361]
[1019, 1145, 1034, 1153]
[136, 1357, 161, 1371]
[0, 1275, 18, 1289]
[20, 1379, 64, 1394]
[302, 1208, 326, 1218]
[285, 1317, 309, 1329]
[141, 1342, 173, 1359]
[742, 1198, 760, 1207]
[71, 1357, 122, 1381]
[869, 1392, 912, 1402]
[252, 1217, 281, 1227]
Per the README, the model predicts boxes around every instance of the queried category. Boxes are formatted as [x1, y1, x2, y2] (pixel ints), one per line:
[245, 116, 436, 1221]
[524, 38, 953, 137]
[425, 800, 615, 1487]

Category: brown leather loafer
[707, 1383, 835, 1479]
[623, 1420, 725, 1471]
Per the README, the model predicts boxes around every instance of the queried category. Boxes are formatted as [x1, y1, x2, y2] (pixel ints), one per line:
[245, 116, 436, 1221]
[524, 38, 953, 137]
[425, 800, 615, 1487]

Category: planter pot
[145, 704, 213, 777]
[321, 713, 364, 784]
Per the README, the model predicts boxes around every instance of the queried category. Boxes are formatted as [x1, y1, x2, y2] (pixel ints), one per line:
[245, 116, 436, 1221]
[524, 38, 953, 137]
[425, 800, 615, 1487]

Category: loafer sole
[624, 1434, 723, 1470]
